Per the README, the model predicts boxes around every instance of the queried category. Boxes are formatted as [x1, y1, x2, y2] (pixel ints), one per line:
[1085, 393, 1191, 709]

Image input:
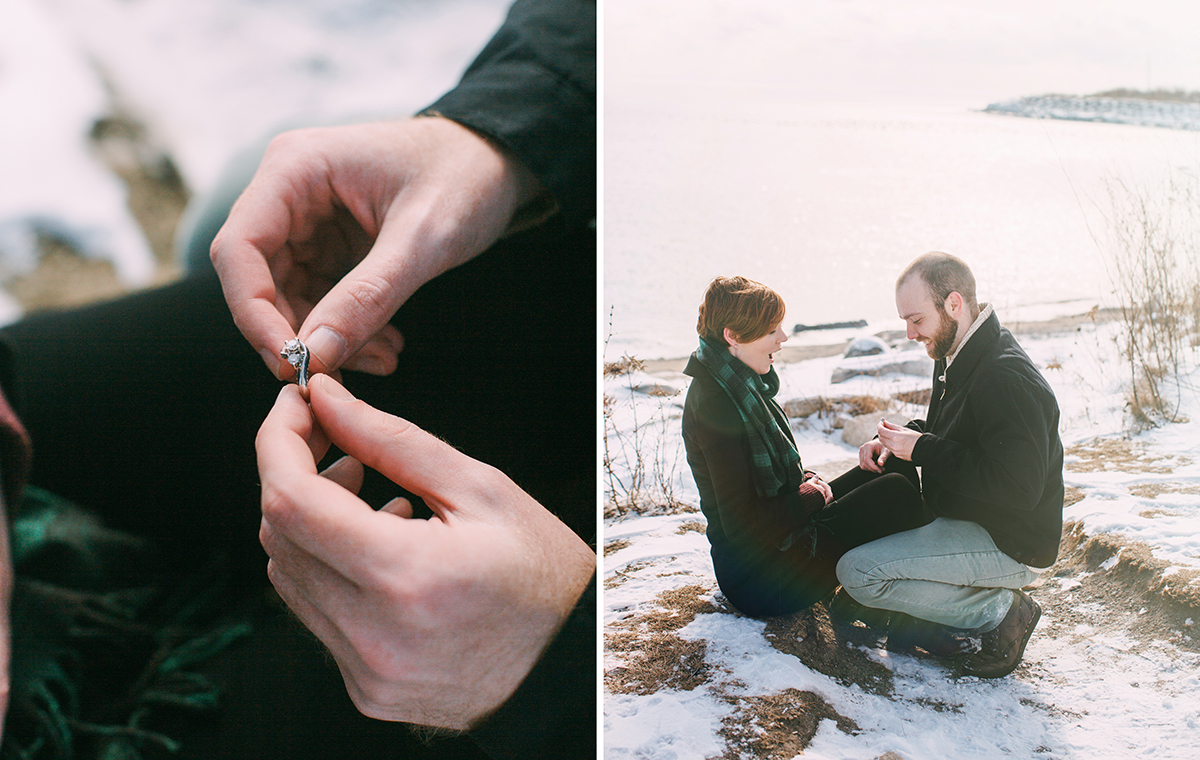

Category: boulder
[841, 412, 911, 448]
[831, 349, 933, 384]
[844, 335, 889, 358]
[783, 397, 828, 418]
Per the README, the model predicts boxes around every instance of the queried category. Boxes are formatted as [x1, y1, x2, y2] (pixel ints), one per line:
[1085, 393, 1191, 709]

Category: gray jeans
[836, 517, 1042, 631]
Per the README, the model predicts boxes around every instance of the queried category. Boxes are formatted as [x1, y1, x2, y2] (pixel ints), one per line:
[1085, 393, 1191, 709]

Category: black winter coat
[427, 2, 597, 757]
[681, 356, 835, 618]
[909, 312, 1064, 567]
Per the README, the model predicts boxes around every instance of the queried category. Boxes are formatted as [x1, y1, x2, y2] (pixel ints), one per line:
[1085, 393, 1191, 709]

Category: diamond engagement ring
[281, 338, 310, 389]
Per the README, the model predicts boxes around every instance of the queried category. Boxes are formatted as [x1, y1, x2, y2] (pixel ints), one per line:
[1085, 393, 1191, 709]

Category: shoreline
[639, 307, 1120, 374]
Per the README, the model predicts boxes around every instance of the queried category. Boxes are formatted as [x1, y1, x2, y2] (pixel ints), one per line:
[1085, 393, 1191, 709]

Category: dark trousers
[721, 459, 930, 619]
[0, 225, 595, 759]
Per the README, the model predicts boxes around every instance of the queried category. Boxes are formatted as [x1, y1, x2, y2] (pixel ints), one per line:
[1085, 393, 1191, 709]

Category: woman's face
[726, 322, 788, 375]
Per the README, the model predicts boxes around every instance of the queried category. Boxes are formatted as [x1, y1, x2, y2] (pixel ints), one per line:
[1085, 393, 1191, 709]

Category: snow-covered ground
[603, 319, 1200, 759]
[0, 0, 508, 321]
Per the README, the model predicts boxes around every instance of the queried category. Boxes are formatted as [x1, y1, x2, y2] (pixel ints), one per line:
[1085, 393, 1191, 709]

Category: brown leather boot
[827, 586, 891, 631]
[961, 590, 1040, 678]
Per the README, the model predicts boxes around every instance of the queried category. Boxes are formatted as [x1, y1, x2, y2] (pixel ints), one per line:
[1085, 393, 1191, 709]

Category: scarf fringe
[4, 488, 253, 760]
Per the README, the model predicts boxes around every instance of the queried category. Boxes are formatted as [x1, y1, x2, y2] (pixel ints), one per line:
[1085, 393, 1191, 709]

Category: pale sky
[605, 0, 1200, 107]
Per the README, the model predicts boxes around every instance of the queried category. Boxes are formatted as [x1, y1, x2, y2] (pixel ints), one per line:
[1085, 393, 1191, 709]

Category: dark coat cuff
[422, 0, 596, 228]
[470, 574, 596, 759]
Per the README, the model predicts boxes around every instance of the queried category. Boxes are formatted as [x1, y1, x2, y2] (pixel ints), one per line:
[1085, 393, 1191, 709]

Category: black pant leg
[0, 224, 595, 760]
[0, 274, 276, 564]
[817, 461, 930, 554]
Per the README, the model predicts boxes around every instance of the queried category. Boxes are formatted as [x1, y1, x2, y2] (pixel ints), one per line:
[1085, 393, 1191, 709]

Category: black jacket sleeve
[419, 4, 595, 754]
[470, 577, 596, 759]
[421, 0, 596, 229]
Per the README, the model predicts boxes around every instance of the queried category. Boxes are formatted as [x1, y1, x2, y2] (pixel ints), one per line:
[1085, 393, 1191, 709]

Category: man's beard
[928, 307, 959, 360]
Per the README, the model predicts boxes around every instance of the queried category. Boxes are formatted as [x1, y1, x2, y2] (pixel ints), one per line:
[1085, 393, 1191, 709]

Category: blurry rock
[793, 319, 868, 332]
[844, 336, 889, 358]
[630, 377, 685, 398]
[90, 113, 189, 271]
[783, 395, 890, 419]
[842, 413, 911, 448]
[832, 349, 933, 384]
[784, 397, 828, 418]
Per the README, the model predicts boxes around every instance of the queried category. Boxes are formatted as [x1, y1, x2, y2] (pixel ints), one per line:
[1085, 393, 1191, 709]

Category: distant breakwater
[984, 95, 1200, 131]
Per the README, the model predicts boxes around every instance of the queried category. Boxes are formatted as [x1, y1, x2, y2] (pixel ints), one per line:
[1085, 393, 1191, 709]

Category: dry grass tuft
[1063, 486, 1086, 508]
[604, 558, 660, 590]
[714, 688, 860, 760]
[1128, 482, 1200, 499]
[763, 605, 894, 696]
[785, 394, 892, 419]
[892, 388, 933, 406]
[604, 539, 631, 557]
[604, 355, 646, 377]
[605, 585, 725, 695]
[605, 633, 709, 695]
[1065, 437, 1191, 474]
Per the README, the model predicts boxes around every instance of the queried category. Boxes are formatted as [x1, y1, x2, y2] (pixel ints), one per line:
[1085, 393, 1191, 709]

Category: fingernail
[315, 373, 355, 401]
[306, 326, 347, 370]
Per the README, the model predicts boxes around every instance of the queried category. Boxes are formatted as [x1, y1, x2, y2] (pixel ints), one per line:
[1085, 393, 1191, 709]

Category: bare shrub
[1099, 172, 1200, 428]
[603, 313, 694, 516]
[603, 370, 690, 516]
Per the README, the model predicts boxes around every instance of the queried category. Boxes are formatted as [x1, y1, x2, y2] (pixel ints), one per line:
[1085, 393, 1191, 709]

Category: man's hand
[858, 438, 891, 473]
[211, 117, 544, 378]
[877, 419, 922, 462]
[256, 375, 594, 730]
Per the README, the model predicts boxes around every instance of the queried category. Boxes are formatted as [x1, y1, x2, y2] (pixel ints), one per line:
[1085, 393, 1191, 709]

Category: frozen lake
[603, 0, 1200, 361]
[603, 90, 1200, 360]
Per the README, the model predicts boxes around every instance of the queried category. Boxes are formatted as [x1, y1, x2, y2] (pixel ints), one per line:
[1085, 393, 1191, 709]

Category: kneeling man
[838, 251, 1064, 678]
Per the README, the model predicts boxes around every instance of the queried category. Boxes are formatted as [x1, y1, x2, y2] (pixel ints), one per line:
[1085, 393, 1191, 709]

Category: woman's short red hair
[697, 276, 786, 346]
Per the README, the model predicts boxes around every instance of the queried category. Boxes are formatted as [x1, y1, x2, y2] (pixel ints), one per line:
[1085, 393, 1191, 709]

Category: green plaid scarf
[3, 487, 252, 760]
[694, 335, 802, 497]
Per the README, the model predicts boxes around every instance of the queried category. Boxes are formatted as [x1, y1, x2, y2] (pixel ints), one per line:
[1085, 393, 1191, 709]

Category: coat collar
[946, 303, 994, 368]
[941, 309, 1001, 383]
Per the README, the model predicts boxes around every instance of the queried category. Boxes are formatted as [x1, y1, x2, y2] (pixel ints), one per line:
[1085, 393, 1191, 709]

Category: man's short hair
[697, 276, 786, 346]
[898, 252, 979, 316]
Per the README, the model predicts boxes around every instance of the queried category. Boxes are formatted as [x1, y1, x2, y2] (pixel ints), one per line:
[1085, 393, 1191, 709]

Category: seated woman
[682, 275, 931, 620]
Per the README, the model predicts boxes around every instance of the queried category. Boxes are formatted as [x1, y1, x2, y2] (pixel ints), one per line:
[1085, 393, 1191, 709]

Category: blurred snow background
[0, 0, 510, 322]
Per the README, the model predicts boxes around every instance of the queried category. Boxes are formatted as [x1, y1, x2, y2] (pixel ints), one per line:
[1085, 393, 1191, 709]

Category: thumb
[306, 374, 504, 518]
[297, 217, 433, 373]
